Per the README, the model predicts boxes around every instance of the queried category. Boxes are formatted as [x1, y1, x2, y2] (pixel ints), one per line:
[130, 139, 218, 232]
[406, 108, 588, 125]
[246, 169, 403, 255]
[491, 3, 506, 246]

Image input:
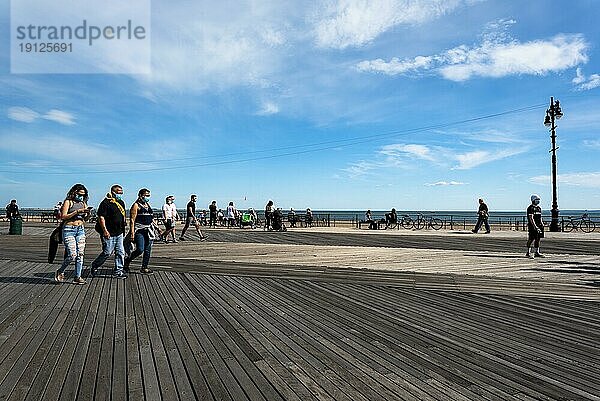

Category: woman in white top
[226, 201, 237, 228]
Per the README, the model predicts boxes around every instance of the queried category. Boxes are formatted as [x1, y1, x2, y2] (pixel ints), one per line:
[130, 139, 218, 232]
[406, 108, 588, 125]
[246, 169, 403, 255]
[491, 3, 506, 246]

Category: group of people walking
[54, 184, 162, 284]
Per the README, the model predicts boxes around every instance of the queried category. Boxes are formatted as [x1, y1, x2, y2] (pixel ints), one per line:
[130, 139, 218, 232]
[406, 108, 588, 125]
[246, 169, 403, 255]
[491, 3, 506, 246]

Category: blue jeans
[59, 224, 86, 277]
[127, 229, 153, 268]
[91, 234, 125, 275]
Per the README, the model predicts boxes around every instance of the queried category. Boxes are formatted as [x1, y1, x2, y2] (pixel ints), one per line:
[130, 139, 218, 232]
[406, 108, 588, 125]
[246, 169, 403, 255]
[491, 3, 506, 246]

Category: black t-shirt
[97, 198, 126, 236]
[527, 204, 542, 230]
[209, 204, 217, 215]
[6, 204, 19, 218]
[186, 201, 196, 219]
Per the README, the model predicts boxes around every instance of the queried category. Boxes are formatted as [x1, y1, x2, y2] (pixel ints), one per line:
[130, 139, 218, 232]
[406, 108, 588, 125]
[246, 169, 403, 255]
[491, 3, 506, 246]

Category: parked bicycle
[563, 214, 596, 233]
[414, 213, 443, 230]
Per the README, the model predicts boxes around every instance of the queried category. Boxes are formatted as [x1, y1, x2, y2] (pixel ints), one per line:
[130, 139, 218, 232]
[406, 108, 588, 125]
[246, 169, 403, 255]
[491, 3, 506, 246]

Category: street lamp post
[544, 97, 563, 232]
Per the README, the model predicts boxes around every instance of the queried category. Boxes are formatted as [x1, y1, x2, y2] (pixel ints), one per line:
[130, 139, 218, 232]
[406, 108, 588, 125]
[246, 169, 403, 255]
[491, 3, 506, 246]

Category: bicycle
[413, 213, 443, 230]
[400, 214, 414, 229]
[563, 214, 596, 233]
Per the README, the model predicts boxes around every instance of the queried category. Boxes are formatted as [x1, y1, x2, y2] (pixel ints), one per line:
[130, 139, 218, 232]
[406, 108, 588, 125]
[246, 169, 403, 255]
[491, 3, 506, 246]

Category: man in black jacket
[472, 198, 491, 234]
[90, 185, 127, 278]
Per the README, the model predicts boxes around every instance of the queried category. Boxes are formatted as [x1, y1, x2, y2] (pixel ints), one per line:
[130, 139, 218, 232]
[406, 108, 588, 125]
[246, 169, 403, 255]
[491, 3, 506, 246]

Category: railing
[351, 213, 600, 233]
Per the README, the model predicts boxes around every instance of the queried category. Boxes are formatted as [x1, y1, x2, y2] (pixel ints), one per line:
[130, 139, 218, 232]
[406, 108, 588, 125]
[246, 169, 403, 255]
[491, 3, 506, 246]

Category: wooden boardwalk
[0, 226, 599, 400]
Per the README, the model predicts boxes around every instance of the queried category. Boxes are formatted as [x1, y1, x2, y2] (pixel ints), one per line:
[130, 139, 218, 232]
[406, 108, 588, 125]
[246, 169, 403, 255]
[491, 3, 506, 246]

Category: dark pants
[209, 213, 217, 227]
[265, 212, 273, 229]
[473, 216, 490, 233]
[126, 229, 153, 268]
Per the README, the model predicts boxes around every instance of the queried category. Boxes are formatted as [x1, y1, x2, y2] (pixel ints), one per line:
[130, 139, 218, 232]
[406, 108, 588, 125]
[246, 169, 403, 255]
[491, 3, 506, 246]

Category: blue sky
[1, 0, 600, 211]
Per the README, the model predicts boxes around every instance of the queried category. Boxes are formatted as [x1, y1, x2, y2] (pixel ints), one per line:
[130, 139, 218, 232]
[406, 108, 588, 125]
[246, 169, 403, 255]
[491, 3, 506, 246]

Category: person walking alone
[472, 198, 491, 234]
[526, 194, 545, 258]
[90, 185, 127, 278]
[124, 188, 157, 274]
[179, 194, 207, 241]
[55, 184, 91, 285]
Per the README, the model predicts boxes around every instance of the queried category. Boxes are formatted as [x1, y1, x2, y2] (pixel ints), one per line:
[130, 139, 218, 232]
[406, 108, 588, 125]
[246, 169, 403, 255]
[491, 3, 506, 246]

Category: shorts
[164, 219, 174, 230]
[185, 216, 197, 225]
[528, 226, 544, 241]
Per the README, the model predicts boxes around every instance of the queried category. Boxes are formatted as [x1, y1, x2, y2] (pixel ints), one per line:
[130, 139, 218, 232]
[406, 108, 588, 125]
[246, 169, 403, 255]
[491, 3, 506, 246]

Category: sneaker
[54, 270, 64, 283]
[471, 230, 477, 233]
[114, 272, 128, 279]
[172, 238, 178, 243]
[73, 277, 87, 285]
[179, 237, 185, 241]
[200, 236, 207, 241]
[90, 267, 98, 277]
[534, 252, 545, 258]
[140, 268, 154, 275]
[484, 231, 491, 234]
[526, 252, 534, 259]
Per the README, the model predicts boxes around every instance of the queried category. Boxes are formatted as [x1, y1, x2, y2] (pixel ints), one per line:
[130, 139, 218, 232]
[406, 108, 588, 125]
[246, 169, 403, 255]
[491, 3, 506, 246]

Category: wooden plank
[129, 274, 162, 401]
[166, 273, 249, 401]
[209, 275, 407, 401]
[21, 271, 98, 401]
[137, 274, 179, 401]
[94, 275, 118, 401]
[150, 272, 216, 401]
[111, 278, 128, 401]
[144, 273, 197, 401]
[0, 275, 80, 400]
[60, 278, 110, 401]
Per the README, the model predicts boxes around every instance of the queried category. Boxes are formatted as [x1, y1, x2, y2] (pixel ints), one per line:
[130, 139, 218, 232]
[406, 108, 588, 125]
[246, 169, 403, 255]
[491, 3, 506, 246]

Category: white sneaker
[525, 252, 534, 259]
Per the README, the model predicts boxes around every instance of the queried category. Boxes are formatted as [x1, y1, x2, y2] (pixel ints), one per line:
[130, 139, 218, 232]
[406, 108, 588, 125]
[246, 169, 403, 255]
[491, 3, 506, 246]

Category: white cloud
[425, 181, 466, 186]
[379, 143, 437, 161]
[7, 107, 39, 123]
[342, 160, 382, 177]
[7, 107, 75, 125]
[453, 148, 525, 170]
[583, 139, 600, 149]
[43, 109, 76, 125]
[313, 0, 468, 49]
[357, 56, 433, 75]
[136, 1, 294, 91]
[530, 172, 600, 188]
[572, 68, 600, 91]
[257, 101, 280, 115]
[358, 19, 588, 81]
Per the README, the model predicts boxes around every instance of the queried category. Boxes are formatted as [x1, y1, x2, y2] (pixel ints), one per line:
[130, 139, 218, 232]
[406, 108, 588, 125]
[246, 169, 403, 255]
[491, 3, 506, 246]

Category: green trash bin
[9, 217, 23, 235]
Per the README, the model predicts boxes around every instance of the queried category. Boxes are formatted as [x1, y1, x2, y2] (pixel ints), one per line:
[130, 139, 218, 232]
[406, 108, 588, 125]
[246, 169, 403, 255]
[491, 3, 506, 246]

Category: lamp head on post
[544, 111, 552, 127]
[554, 100, 563, 119]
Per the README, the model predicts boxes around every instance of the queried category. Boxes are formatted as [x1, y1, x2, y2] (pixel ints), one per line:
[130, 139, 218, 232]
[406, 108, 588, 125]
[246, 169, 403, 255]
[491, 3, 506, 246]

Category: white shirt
[163, 203, 178, 220]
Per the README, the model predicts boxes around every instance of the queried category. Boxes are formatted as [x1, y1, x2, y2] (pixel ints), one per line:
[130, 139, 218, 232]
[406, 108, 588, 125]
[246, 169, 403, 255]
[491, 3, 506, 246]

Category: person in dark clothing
[5, 199, 19, 218]
[526, 194, 545, 258]
[472, 198, 491, 234]
[264, 200, 274, 230]
[90, 185, 127, 278]
[124, 188, 158, 274]
[179, 194, 207, 241]
[208, 200, 218, 228]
